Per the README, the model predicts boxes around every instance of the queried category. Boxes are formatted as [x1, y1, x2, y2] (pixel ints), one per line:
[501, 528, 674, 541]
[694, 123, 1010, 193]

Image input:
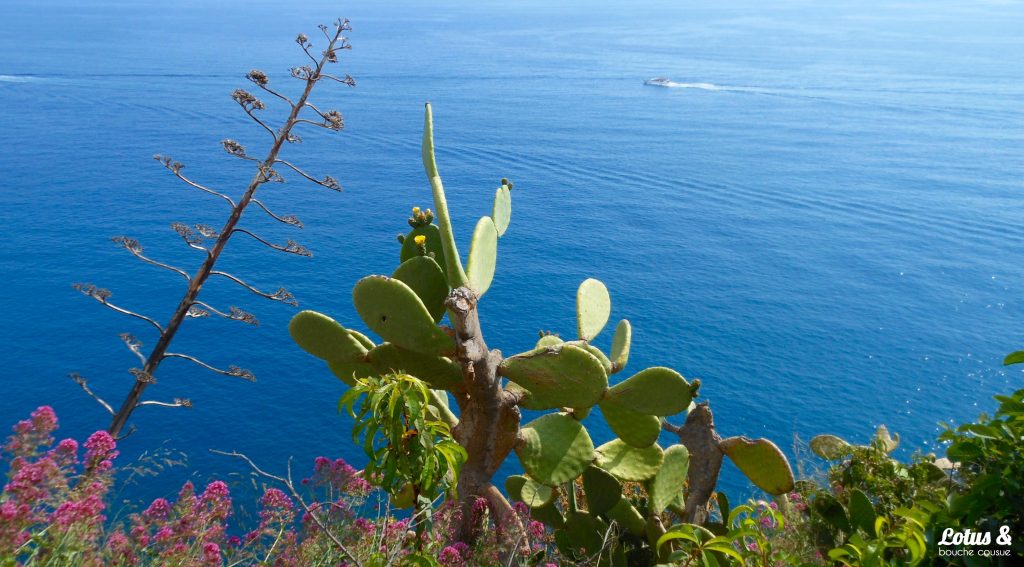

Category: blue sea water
[1, 0, 1023, 509]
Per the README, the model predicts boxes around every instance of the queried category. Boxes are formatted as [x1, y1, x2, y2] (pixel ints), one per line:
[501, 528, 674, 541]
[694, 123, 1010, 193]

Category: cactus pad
[581, 465, 622, 515]
[327, 358, 375, 386]
[466, 216, 498, 296]
[606, 367, 692, 416]
[809, 434, 853, 460]
[520, 478, 555, 508]
[289, 310, 367, 361]
[576, 278, 611, 341]
[560, 512, 608, 558]
[516, 413, 595, 485]
[720, 436, 795, 495]
[366, 343, 464, 390]
[599, 399, 661, 448]
[649, 445, 689, 514]
[348, 329, 375, 351]
[505, 381, 556, 410]
[352, 275, 454, 356]
[606, 499, 645, 536]
[505, 475, 527, 501]
[610, 319, 631, 372]
[535, 334, 563, 349]
[595, 439, 664, 481]
[492, 185, 511, 237]
[399, 224, 448, 279]
[569, 341, 612, 375]
[500, 344, 608, 408]
[392, 255, 449, 322]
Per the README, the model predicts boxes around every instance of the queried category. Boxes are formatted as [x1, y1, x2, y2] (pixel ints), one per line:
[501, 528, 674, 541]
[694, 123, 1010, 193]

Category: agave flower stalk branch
[105, 22, 350, 437]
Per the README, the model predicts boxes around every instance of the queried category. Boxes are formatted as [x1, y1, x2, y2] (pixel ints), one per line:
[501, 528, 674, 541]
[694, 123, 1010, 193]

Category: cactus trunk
[444, 287, 522, 541]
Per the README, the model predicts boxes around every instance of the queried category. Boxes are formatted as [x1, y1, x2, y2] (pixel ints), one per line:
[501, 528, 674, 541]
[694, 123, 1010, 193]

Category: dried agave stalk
[73, 19, 356, 438]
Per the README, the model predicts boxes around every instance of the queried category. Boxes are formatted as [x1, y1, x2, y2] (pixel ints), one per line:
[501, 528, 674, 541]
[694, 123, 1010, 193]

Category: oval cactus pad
[466, 216, 498, 296]
[352, 275, 454, 356]
[599, 399, 661, 448]
[492, 185, 512, 237]
[392, 255, 449, 323]
[606, 367, 692, 416]
[650, 444, 689, 514]
[576, 278, 611, 341]
[516, 413, 595, 485]
[289, 310, 367, 361]
[610, 319, 631, 372]
[720, 436, 795, 495]
[594, 439, 664, 481]
[500, 344, 608, 408]
[400, 224, 448, 279]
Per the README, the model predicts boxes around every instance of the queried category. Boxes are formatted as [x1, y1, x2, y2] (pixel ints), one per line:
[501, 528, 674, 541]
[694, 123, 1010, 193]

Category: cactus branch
[422, 103, 469, 288]
[662, 402, 723, 524]
[104, 22, 350, 437]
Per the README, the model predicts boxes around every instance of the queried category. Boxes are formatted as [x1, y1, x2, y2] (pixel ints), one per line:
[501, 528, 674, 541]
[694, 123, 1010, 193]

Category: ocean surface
[2, 0, 1023, 510]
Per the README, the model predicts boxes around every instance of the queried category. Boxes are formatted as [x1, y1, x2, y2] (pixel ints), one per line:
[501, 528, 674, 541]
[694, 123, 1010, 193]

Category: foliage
[937, 387, 1024, 559]
[340, 373, 467, 545]
[0, 407, 558, 566]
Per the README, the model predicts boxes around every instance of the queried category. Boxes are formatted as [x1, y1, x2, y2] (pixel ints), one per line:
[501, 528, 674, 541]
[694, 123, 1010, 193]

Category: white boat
[644, 77, 672, 86]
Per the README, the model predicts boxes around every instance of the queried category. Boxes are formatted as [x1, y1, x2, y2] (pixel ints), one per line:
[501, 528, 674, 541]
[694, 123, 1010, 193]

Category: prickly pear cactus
[288, 103, 795, 549]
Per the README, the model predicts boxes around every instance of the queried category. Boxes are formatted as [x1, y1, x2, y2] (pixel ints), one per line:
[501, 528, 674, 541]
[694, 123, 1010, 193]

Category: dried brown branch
[231, 228, 312, 256]
[69, 373, 115, 416]
[156, 155, 236, 206]
[189, 301, 259, 325]
[112, 237, 191, 282]
[208, 270, 298, 305]
[274, 158, 341, 190]
[119, 333, 147, 365]
[210, 449, 361, 566]
[170, 223, 210, 253]
[251, 198, 303, 227]
[136, 398, 192, 409]
[73, 283, 165, 334]
[162, 352, 256, 382]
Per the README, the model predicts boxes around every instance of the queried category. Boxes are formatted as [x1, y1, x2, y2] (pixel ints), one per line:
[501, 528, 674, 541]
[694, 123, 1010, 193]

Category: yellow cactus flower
[412, 206, 421, 214]
[414, 235, 427, 246]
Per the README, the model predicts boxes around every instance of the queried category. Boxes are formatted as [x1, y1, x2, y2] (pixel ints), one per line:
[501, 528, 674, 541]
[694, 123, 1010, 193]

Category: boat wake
[645, 78, 722, 91]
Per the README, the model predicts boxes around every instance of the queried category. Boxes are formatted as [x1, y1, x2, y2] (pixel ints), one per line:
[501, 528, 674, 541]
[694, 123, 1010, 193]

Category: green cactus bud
[595, 439, 664, 482]
[365, 343, 464, 390]
[649, 445, 689, 515]
[289, 310, 367, 361]
[599, 399, 661, 448]
[720, 436, 795, 495]
[535, 334, 564, 349]
[809, 434, 853, 460]
[605, 499, 645, 536]
[352, 275, 454, 356]
[605, 367, 692, 416]
[397, 233, 406, 244]
[576, 278, 611, 341]
[520, 478, 555, 508]
[581, 465, 622, 515]
[500, 344, 608, 409]
[466, 216, 498, 296]
[392, 256, 449, 323]
[515, 413, 595, 486]
[492, 185, 511, 237]
[610, 319, 631, 373]
[501, 177, 509, 186]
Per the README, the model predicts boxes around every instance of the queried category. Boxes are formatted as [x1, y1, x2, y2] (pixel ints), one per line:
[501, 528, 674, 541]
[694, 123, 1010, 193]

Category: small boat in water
[644, 77, 673, 87]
